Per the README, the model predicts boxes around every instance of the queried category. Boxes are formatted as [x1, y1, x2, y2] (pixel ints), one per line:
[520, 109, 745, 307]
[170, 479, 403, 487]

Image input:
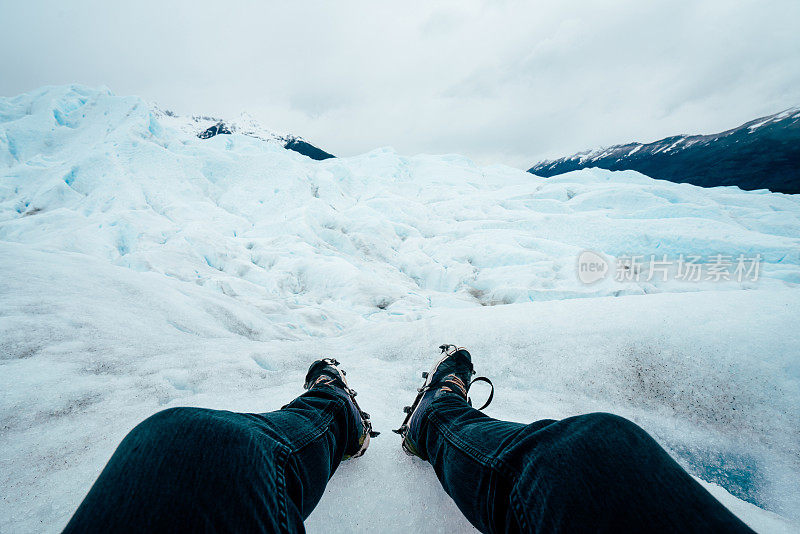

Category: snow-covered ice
[1, 85, 799, 532]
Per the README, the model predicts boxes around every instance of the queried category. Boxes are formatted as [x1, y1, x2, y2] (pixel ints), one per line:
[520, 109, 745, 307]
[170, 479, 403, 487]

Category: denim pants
[64, 388, 753, 533]
[414, 394, 753, 533]
[63, 387, 361, 533]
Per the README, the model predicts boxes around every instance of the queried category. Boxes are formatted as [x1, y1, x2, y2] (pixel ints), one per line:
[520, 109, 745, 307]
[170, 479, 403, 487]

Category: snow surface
[1, 85, 799, 532]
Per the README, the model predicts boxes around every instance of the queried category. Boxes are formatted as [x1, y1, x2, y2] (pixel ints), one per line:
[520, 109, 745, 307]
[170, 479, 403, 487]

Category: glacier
[1, 84, 799, 532]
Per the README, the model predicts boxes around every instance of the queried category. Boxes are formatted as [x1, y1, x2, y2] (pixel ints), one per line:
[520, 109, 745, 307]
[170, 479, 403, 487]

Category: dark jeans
[63, 386, 362, 533]
[414, 395, 754, 533]
[64, 388, 753, 533]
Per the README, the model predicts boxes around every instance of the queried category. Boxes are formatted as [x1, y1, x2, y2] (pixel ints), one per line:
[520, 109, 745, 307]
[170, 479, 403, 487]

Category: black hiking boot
[304, 358, 379, 460]
[393, 344, 494, 459]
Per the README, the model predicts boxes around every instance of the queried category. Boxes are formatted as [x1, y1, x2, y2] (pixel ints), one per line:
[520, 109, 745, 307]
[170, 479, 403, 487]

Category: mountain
[153, 108, 335, 160]
[529, 108, 800, 194]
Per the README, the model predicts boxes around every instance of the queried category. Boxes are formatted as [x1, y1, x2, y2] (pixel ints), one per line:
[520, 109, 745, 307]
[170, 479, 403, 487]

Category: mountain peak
[152, 105, 335, 161]
[529, 108, 800, 194]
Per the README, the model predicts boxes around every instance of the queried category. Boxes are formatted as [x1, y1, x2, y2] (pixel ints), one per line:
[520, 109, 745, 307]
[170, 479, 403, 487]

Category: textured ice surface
[1, 85, 799, 532]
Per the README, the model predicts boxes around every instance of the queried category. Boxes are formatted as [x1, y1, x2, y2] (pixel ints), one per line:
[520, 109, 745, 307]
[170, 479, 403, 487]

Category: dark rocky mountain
[282, 138, 335, 160]
[197, 122, 232, 139]
[529, 108, 800, 194]
[197, 121, 334, 161]
[154, 108, 335, 161]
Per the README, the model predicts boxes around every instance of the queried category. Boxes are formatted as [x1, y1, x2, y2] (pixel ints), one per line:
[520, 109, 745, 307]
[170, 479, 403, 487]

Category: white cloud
[1, 0, 799, 168]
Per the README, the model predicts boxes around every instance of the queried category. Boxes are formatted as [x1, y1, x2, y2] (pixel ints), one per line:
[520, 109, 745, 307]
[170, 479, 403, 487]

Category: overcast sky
[2, 0, 799, 168]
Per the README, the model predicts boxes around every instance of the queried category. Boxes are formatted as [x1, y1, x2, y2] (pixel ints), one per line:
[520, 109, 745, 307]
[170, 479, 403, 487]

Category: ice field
[1, 85, 799, 532]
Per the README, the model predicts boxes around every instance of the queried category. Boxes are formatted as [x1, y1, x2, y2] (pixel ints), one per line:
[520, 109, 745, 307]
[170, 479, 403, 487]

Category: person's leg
[401, 346, 754, 533]
[64, 359, 372, 533]
[411, 395, 532, 532]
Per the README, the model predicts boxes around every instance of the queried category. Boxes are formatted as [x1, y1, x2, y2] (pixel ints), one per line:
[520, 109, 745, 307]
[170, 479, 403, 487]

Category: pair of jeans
[64, 387, 753, 533]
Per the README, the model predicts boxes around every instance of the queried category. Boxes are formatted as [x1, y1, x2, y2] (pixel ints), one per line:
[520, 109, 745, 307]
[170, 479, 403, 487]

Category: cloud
[1, 0, 799, 168]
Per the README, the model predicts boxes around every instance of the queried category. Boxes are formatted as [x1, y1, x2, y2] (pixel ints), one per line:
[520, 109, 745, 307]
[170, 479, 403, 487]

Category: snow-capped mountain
[2, 85, 800, 532]
[529, 108, 800, 194]
[153, 107, 335, 160]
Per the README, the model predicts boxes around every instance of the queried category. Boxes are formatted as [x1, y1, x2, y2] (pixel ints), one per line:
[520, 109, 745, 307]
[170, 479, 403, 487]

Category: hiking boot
[304, 358, 379, 460]
[393, 344, 494, 459]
